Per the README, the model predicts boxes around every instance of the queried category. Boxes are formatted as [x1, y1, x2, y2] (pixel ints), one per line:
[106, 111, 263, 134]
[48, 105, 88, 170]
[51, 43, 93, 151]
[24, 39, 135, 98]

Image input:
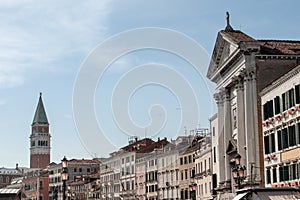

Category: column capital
[214, 92, 223, 105]
[220, 88, 230, 102]
[241, 67, 256, 82]
[232, 76, 244, 90]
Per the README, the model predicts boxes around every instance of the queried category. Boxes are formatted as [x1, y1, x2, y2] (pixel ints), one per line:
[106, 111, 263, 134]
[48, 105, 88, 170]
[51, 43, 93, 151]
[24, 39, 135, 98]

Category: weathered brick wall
[30, 154, 50, 169]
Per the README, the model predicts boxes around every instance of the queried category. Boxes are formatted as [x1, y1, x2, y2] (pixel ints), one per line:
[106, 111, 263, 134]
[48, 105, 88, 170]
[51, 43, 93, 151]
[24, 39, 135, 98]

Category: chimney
[16, 163, 19, 170]
[158, 137, 160, 141]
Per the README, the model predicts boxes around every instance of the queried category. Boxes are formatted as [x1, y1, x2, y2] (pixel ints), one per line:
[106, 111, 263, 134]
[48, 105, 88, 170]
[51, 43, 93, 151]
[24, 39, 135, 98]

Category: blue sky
[0, 0, 299, 167]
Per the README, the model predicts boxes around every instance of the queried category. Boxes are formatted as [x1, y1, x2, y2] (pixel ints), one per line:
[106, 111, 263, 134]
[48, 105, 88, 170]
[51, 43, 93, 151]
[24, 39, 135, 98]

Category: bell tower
[30, 92, 51, 168]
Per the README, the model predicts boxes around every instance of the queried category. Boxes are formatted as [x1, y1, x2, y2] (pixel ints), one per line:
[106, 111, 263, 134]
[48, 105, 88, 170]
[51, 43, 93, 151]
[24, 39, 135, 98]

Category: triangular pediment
[206, 30, 257, 82]
[226, 139, 237, 155]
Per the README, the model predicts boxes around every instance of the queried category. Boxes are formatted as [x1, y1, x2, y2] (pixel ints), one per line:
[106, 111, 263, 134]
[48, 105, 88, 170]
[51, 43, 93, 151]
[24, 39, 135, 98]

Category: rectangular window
[282, 93, 286, 111]
[289, 125, 296, 147]
[263, 102, 268, 120]
[298, 163, 300, 179]
[284, 165, 289, 181]
[131, 180, 134, 190]
[295, 84, 300, 104]
[282, 128, 288, 149]
[289, 88, 295, 108]
[264, 135, 270, 154]
[266, 169, 271, 184]
[274, 96, 281, 114]
[191, 169, 195, 178]
[290, 163, 297, 180]
[296, 123, 300, 145]
[277, 130, 282, 151]
[272, 168, 277, 183]
[180, 158, 183, 165]
[270, 133, 275, 153]
[213, 147, 216, 163]
[269, 100, 274, 118]
[279, 166, 284, 182]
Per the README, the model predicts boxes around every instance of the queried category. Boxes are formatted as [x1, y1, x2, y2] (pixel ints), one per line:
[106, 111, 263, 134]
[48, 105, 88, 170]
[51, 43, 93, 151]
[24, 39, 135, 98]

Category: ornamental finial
[225, 11, 234, 31]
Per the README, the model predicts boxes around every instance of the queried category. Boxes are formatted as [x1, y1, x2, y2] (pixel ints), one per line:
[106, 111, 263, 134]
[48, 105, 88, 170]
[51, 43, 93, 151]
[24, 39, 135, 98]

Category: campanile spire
[30, 92, 51, 168]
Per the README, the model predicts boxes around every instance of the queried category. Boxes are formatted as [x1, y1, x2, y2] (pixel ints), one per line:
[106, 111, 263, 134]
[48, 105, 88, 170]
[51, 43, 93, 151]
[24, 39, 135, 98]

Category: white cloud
[0, 0, 112, 88]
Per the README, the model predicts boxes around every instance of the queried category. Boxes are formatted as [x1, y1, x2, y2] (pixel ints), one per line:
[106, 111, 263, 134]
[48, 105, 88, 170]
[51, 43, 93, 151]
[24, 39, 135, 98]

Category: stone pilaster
[222, 89, 232, 184]
[241, 66, 257, 181]
[214, 92, 225, 186]
[250, 67, 261, 183]
[233, 76, 247, 166]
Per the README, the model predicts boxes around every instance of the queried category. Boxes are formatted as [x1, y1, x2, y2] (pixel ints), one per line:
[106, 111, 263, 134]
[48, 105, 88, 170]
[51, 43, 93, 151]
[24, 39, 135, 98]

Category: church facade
[206, 13, 300, 198]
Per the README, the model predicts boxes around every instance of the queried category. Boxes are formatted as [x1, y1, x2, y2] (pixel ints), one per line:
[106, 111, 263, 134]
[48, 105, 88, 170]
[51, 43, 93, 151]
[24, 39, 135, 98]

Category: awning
[269, 195, 297, 200]
[233, 193, 247, 200]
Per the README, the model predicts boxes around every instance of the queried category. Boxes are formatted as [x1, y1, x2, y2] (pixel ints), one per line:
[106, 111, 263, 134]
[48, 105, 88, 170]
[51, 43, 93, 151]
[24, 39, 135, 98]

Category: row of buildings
[99, 129, 212, 200]
[1, 12, 300, 200]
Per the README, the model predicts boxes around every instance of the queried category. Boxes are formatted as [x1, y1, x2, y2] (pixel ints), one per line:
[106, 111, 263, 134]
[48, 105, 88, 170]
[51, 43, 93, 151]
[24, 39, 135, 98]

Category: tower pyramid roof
[32, 92, 49, 125]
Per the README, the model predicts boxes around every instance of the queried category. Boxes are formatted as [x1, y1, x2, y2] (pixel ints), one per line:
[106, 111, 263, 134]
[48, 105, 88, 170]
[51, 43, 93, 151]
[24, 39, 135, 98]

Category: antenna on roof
[225, 11, 234, 32]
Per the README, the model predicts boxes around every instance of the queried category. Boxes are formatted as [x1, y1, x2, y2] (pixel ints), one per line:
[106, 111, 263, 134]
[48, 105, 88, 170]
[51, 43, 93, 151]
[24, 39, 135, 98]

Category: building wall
[157, 148, 180, 200]
[136, 156, 146, 200]
[22, 169, 49, 200]
[0, 167, 22, 189]
[48, 159, 100, 200]
[195, 136, 212, 200]
[120, 151, 136, 200]
[261, 65, 300, 188]
[30, 154, 50, 170]
[179, 149, 196, 200]
[145, 153, 158, 200]
[210, 114, 218, 197]
[100, 154, 121, 200]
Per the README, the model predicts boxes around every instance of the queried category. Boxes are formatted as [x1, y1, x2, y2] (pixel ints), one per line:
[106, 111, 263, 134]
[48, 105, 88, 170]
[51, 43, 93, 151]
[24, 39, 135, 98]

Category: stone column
[233, 76, 246, 166]
[250, 67, 261, 183]
[222, 89, 232, 185]
[214, 92, 225, 186]
[242, 66, 256, 180]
